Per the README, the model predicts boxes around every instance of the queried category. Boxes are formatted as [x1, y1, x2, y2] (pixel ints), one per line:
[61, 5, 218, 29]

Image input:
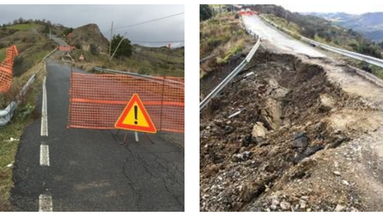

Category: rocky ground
[200, 49, 383, 211]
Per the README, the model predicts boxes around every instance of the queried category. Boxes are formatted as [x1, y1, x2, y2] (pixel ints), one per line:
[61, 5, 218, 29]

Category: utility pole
[109, 21, 113, 58]
[110, 32, 127, 60]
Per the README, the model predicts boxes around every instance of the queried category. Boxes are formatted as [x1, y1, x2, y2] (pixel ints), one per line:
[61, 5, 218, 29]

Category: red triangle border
[114, 93, 157, 133]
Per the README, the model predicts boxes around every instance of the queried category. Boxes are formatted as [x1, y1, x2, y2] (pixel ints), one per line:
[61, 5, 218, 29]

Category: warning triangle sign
[115, 93, 157, 133]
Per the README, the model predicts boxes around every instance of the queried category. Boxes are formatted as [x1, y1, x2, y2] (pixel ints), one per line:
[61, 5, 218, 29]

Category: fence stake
[159, 76, 166, 132]
[135, 131, 139, 142]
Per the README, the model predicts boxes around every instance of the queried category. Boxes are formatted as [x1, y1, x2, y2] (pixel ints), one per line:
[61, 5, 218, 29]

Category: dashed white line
[40, 144, 50, 166]
[39, 194, 53, 212]
[41, 76, 48, 136]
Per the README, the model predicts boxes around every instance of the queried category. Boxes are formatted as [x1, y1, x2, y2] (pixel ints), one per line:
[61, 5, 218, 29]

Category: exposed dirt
[200, 49, 383, 211]
[200, 52, 245, 97]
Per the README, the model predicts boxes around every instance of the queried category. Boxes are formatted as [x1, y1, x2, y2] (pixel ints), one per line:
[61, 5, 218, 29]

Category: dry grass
[72, 45, 184, 77]
[200, 13, 253, 78]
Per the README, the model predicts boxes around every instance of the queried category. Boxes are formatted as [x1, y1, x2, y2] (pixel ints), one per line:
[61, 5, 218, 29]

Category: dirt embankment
[200, 50, 383, 212]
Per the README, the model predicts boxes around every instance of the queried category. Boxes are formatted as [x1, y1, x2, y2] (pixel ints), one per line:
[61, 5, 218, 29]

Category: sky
[279, 3, 383, 14]
[242, 0, 381, 14]
[0, 4, 184, 47]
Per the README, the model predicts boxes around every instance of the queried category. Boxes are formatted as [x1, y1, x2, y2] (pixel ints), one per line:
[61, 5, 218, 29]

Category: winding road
[10, 38, 184, 211]
[242, 15, 325, 58]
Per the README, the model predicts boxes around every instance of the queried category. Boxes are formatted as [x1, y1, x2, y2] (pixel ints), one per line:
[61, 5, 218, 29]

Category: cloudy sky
[244, 0, 383, 14]
[279, 3, 383, 14]
[0, 4, 184, 47]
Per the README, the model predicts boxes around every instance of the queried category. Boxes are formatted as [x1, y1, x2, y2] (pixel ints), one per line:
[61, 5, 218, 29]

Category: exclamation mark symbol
[134, 105, 138, 125]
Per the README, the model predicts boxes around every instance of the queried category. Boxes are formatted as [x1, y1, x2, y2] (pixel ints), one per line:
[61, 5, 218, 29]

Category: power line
[105, 12, 184, 34]
[130, 40, 184, 44]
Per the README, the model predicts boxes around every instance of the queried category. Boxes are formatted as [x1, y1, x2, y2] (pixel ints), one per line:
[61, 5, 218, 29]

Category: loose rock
[280, 200, 291, 211]
[252, 122, 267, 138]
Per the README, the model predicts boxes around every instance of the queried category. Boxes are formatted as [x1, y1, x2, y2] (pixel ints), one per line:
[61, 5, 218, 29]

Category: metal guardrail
[0, 48, 57, 126]
[200, 54, 217, 63]
[200, 33, 261, 111]
[94, 67, 184, 87]
[95, 67, 162, 80]
[260, 15, 383, 69]
[301, 37, 383, 68]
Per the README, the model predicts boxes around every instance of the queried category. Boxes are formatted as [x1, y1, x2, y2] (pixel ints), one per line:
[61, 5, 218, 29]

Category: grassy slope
[200, 12, 253, 78]
[5, 23, 41, 31]
[0, 48, 5, 62]
[72, 45, 184, 77]
[261, 14, 300, 34]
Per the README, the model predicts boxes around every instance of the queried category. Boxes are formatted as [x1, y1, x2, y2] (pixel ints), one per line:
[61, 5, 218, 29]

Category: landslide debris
[200, 51, 375, 211]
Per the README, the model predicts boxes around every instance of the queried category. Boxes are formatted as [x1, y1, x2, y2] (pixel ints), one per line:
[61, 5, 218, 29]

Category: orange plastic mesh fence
[58, 46, 74, 51]
[0, 45, 18, 93]
[68, 72, 184, 133]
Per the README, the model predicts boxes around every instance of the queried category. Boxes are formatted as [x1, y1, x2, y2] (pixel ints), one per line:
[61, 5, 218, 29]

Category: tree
[63, 27, 73, 36]
[110, 34, 132, 58]
[18, 17, 24, 24]
[42, 25, 50, 34]
[200, 5, 213, 21]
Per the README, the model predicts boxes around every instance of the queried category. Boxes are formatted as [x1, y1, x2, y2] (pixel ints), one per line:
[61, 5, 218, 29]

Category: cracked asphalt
[10, 48, 184, 211]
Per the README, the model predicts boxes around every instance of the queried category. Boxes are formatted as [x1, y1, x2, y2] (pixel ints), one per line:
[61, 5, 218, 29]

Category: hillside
[200, 12, 254, 79]
[68, 23, 109, 55]
[66, 23, 184, 77]
[307, 12, 383, 42]
[248, 5, 383, 59]
[0, 23, 56, 78]
[74, 44, 185, 77]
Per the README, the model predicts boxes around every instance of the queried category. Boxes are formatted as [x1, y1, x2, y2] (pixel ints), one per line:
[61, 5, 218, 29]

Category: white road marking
[41, 76, 48, 136]
[39, 194, 53, 212]
[40, 144, 50, 166]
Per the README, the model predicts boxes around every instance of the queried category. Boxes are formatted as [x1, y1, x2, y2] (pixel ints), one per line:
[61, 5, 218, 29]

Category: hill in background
[248, 4, 383, 59]
[65, 23, 184, 77]
[305, 12, 383, 43]
[67, 23, 109, 55]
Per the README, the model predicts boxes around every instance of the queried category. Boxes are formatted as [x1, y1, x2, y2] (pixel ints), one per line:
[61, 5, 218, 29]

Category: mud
[200, 50, 378, 211]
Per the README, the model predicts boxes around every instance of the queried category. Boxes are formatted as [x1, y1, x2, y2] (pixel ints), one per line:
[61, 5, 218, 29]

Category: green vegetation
[0, 122, 24, 211]
[72, 45, 184, 77]
[5, 23, 40, 31]
[217, 39, 245, 64]
[262, 14, 300, 35]
[0, 48, 5, 62]
[200, 4, 213, 21]
[343, 57, 383, 79]
[63, 27, 73, 37]
[200, 11, 253, 78]
[110, 34, 133, 59]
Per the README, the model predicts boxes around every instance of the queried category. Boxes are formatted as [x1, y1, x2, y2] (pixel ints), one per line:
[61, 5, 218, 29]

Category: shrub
[13, 56, 33, 77]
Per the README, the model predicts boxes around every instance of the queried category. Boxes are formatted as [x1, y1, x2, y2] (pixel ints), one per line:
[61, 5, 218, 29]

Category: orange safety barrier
[239, 11, 254, 16]
[57, 46, 76, 51]
[68, 72, 184, 133]
[0, 45, 18, 93]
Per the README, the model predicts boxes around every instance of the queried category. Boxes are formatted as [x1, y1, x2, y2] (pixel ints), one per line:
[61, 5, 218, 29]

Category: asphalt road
[242, 15, 326, 58]
[11, 45, 184, 211]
